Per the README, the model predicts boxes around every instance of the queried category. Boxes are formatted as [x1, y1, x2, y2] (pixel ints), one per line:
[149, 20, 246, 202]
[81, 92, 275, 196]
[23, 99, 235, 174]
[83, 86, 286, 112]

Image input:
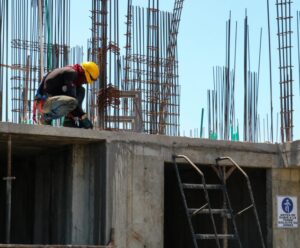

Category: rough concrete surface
[1, 122, 300, 247]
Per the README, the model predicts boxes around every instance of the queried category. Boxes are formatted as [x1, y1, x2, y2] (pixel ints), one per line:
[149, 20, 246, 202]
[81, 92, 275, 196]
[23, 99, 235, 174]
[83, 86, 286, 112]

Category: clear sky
[70, 0, 300, 142]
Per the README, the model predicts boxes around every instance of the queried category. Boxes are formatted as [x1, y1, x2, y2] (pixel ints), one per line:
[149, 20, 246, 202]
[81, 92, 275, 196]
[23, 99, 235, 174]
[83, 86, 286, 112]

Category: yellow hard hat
[81, 61, 99, 84]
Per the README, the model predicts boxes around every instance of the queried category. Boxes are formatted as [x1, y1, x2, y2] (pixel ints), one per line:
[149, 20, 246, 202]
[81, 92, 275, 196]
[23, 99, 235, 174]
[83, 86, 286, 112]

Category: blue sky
[70, 0, 300, 142]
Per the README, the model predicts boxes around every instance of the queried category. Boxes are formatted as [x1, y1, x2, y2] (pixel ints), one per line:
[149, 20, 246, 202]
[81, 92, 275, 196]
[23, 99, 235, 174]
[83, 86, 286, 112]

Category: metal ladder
[173, 155, 266, 248]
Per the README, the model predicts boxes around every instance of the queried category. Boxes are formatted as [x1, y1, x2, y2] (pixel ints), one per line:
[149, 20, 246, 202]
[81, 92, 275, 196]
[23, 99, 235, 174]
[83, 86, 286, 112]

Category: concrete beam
[0, 245, 112, 248]
[0, 122, 285, 168]
[278, 141, 300, 167]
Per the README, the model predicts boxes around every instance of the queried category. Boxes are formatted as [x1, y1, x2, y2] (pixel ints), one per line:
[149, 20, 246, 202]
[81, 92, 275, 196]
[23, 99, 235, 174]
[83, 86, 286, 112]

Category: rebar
[0, 0, 9, 121]
[3, 135, 15, 244]
[208, 14, 237, 141]
[158, 0, 184, 135]
[243, 12, 261, 142]
[121, 2, 181, 135]
[297, 10, 300, 96]
[244, 11, 248, 141]
[276, 0, 294, 142]
[90, 0, 121, 130]
[267, 0, 274, 142]
[207, 12, 264, 142]
[0, 1, 184, 135]
[0, 0, 70, 124]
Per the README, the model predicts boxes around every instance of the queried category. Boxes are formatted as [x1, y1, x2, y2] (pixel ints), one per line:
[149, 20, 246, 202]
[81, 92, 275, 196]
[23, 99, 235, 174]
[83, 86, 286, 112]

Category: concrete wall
[107, 141, 165, 248]
[105, 140, 271, 248]
[1, 123, 300, 247]
[271, 168, 300, 248]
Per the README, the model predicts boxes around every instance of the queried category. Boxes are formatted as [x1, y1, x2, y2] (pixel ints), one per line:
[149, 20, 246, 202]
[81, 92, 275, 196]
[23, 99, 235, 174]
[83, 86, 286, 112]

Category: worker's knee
[43, 95, 78, 118]
[66, 97, 78, 110]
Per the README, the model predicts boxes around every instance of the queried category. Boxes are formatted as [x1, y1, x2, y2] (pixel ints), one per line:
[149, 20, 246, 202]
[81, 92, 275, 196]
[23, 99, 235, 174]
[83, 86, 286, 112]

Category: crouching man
[33, 61, 99, 129]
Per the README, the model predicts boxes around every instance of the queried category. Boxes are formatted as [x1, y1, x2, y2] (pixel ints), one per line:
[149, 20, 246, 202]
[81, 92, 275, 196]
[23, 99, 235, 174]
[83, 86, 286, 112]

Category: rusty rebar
[276, 0, 294, 142]
[3, 135, 15, 244]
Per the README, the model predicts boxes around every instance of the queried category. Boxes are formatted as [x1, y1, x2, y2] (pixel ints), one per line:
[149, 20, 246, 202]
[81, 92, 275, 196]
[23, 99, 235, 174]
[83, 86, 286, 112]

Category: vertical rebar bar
[267, 0, 274, 142]
[244, 11, 248, 141]
[297, 11, 300, 96]
[158, 0, 184, 135]
[4, 135, 12, 244]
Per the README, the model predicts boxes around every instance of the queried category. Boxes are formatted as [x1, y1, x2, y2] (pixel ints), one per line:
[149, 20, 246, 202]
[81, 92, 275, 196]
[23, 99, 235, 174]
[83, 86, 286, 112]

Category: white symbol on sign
[282, 198, 293, 213]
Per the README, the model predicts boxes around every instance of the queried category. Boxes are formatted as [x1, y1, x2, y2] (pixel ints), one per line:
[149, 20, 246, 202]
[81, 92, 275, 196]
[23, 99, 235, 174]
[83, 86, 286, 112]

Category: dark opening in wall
[0, 137, 106, 246]
[164, 162, 267, 248]
[0, 147, 72, 244]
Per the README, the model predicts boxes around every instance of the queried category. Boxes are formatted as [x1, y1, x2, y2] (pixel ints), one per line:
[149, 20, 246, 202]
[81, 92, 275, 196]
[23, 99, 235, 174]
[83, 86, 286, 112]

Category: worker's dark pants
[42, 95, 78, 120]
[69, 86, 85, 117]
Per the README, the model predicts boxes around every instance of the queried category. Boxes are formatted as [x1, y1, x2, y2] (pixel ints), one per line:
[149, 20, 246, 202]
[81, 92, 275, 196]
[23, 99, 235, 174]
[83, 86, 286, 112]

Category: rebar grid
[122, 2, 182, 135]
[0, 0, 71, 124]
[158, 0, 184, 135]
[89, 1, 182, 135]
[276, 0, 294, 142]
[89, 0, 121, 130]
[0, 0, 183, 135]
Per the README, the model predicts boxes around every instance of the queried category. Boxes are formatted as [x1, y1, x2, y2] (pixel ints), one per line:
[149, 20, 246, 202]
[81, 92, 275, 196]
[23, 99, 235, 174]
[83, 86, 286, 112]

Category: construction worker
[33, 61, 99, 129]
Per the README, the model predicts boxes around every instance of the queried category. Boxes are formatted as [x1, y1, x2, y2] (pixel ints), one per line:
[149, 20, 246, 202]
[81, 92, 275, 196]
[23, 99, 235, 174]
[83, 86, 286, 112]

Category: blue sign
[282, 197, 293, 213]
[277, 196, 298, 228]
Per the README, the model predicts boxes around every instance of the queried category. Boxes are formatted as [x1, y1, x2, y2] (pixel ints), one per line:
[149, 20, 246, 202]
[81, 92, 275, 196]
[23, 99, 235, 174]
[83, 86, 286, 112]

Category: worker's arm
[69, 85, 85, 118]
[69, 86, 93, 129]
[44, 68, 77, 96]
[63, 72, 78, 98]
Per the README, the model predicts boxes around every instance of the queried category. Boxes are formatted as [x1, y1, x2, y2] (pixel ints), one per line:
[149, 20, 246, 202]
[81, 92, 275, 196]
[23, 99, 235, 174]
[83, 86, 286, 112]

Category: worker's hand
[32, 99, 39, 124]
[63, 81, 76, 97]
[79, 115, 93, 129]
[33, 114, 37, 124]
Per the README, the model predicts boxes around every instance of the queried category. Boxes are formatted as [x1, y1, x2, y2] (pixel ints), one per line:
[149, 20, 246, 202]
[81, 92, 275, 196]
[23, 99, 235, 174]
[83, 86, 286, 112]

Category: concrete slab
[0, 122, 285, 167]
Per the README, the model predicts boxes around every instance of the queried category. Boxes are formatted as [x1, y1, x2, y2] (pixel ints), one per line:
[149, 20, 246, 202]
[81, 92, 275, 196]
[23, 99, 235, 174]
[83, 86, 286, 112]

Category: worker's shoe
[63, 117, 80, 128]
[79, 117, 93, 129]
[40, 114, 52, 126]
[63, 114, 93, 129]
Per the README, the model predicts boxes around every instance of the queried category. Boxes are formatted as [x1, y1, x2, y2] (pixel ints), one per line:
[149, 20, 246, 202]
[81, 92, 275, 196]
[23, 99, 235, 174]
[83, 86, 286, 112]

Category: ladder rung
[188, 208, 230, 215]
[195, 234, 237, 240]
[182, 183, 223, 190]
[236, 204, 254, 216]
